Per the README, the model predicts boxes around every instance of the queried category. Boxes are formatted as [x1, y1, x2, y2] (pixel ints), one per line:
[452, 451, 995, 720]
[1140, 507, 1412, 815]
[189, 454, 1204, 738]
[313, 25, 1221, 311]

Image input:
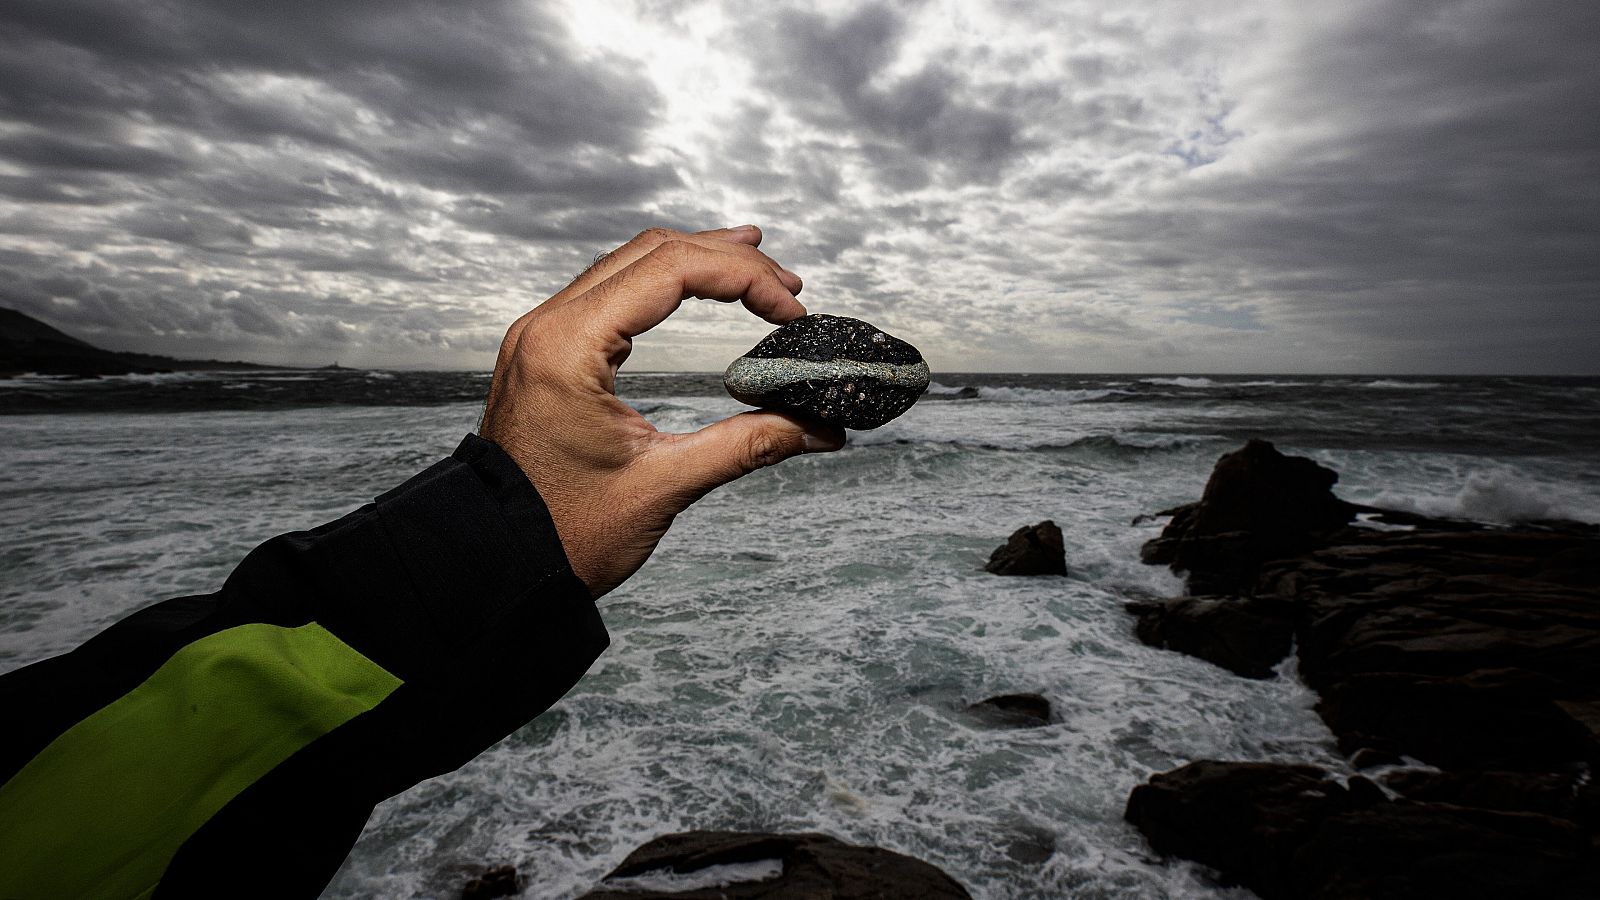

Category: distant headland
[0, 307, 285, 378]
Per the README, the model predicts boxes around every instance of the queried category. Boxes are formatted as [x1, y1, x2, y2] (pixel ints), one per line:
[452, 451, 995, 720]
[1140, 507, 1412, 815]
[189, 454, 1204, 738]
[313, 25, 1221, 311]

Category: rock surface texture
[724, 314, 929, 429]
[1124, 440, 1600, 898]
[1127, 761, 1600, 900]
[984, 520, 1067, 576]
[576, 831, 972, 899]
[967, 693, 1053, 728]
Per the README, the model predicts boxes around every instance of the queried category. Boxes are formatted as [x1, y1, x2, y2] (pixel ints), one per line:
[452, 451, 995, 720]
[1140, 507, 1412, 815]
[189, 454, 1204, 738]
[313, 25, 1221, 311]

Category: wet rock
[576, 831, 972, 899]
[1349, 747, 1405, 770]
[723, 314, 929, 429]
[461, 864, 521, 900]
[1382, 769, 1599, 825]
[1124, 595, 1294, 679]
[984, 520, 1067, 576]
[967, 693, 1052, 728]
[997, 823, 1056, 863]
[1125, 444, 1600, 896]
[1126, 760, 1600, 900]
[1141, 439, 1360, 593]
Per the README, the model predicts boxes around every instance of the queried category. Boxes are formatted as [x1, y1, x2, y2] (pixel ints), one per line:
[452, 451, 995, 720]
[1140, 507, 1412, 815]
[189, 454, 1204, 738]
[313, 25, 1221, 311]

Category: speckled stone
[723, 314, 930, 429]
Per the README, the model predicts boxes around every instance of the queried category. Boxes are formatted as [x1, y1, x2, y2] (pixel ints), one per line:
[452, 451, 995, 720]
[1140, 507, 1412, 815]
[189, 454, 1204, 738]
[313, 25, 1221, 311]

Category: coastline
[1124, 440, 1600, 898]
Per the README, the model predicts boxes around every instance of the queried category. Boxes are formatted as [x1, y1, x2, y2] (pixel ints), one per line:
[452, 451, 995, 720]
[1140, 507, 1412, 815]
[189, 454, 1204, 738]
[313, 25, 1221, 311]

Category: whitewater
[2, 372, 1597, 898]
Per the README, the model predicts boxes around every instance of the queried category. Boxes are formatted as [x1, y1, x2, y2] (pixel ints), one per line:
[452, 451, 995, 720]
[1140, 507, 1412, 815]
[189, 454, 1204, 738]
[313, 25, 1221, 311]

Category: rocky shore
[1124, 440, 1600, 898]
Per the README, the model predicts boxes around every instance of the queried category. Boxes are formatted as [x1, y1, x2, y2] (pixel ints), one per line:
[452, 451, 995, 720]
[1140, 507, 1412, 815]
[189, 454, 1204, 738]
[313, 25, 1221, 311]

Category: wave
[1369, 469, 1598, 524]
[976, 386, 1127, 403]
[848, 430, 1215, 454]
[1140, 377, 1214, 388]
[1357, 379, 1445, 390]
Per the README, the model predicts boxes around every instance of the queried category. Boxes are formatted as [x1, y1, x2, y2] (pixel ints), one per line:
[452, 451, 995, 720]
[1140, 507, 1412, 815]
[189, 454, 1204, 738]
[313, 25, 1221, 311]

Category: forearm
[0, 434, 607, 898]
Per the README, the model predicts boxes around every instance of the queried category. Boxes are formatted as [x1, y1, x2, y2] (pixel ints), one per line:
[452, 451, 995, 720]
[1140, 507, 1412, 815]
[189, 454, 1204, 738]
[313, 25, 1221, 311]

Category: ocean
[3, 371, 1599, 898]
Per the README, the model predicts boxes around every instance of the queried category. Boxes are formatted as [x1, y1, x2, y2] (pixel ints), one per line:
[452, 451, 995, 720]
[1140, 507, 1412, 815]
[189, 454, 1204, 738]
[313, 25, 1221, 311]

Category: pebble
[723, 314, 930, 429]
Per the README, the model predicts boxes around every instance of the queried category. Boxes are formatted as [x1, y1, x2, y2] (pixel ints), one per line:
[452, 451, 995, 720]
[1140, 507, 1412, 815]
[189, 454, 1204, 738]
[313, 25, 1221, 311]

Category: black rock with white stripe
[723, 314, 930, 429]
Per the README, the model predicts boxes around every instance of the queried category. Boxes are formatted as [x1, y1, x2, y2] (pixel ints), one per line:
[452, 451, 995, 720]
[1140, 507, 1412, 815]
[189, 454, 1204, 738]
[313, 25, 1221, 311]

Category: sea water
[2, 373, 1598, 898]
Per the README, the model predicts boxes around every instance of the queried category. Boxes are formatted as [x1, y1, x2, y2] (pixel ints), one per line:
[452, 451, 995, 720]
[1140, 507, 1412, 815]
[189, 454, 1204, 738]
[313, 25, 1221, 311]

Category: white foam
[598, 859, 784, 893]
[978, 386, 1124, 403]
[1358, 379, 1445, 390]
[1140, 377, 1214, 388]
[1370, 469, 1597, 524]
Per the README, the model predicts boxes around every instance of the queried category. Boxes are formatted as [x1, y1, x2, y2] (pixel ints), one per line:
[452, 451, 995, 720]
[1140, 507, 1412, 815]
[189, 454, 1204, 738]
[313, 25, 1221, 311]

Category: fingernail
[732, 224, 758, 232]
[802, 431, 844, 453]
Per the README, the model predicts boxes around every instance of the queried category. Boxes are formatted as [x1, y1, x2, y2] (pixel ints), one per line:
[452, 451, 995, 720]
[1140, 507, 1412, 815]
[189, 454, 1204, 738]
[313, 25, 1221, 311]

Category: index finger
[553, 225, 801, 309]
[582, 239, 807, 339]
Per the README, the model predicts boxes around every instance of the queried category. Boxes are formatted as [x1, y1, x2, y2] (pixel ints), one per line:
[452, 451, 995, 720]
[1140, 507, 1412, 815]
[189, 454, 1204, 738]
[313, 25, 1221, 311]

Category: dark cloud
[0, 0, 1594, 372]
[0, 0, 675, 363]
[757, 4, 1032, 186]
[1061, 0, 1600, 372]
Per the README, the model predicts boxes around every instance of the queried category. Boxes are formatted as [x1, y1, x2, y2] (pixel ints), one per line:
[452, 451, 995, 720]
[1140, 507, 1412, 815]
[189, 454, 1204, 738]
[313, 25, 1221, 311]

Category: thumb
[648, 410, 846, 504]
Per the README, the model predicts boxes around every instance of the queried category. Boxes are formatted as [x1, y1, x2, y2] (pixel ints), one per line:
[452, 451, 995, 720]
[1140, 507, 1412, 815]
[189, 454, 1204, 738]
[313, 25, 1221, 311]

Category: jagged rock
[1382, 769, 1600, 826]
[1348, 748, 1405, 770]
[576, 831, 972, 899]
[984, 521, 1067, 576]
[1126, 760, 1600, 900]
[723, 315, 930, 429]
[1141, 439, 1360, 593]
[1126, 445, 1600, 896]
[1124, 595, 1294, 678]
[461, 864, 521, 900]
[966, 693, 1052, 728]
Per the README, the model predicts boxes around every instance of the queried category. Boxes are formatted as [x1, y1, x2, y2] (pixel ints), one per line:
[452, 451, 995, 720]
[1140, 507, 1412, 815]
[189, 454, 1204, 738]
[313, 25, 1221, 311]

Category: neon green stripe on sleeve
[0, 622, 402, 900]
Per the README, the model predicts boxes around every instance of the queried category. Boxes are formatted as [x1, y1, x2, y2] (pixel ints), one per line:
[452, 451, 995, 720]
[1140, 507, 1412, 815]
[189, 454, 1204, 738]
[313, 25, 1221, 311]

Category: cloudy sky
[0, 0, 1595, 373]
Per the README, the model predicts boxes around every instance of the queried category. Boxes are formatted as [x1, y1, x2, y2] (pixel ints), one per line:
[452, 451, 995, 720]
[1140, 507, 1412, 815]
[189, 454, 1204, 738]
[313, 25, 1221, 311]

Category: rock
[723, 314, 929, 429]
[1134, 443, 1600, 772]
[984, 521, 1067, 576]
[1126, 760, 1600, 900]
[576, 831, 972, 899]
[1349, 747, 1405, 770]
[997, 823, 1056, 863]
[1382, 769, 1597, 824]
[1126, 761, 1352, 899]
[461, 864, 521, 900]
[1125, 595, 1294, 679]
[1141, 439, 1361, 593]
[967, 693, 1052, 728]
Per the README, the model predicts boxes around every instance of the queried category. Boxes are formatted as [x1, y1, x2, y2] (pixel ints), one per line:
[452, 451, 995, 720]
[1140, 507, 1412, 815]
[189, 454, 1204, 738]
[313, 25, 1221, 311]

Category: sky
[0, 0, 1596, 374]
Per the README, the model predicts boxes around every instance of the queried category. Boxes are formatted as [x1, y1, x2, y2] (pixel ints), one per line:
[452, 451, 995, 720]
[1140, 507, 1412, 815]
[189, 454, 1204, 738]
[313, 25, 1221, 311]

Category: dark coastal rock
[1126, 760, 1600, 900]
[723, 314, 930, 430]
[1125, 443, 1600, 896]
[1348, 747, 1405, 770]
[1381, 769, 1600, 825]
[1126, 761, 1354, 899]
[1131, 442, 1600, 771]
[1141, 439, 1360, 593]
[1124, 595, 1294, 679]
[967, 693, 1052, 728]
[576, 831, 972, 899]
[984, 520, 1067, 576]
[461, 864, 521, 900]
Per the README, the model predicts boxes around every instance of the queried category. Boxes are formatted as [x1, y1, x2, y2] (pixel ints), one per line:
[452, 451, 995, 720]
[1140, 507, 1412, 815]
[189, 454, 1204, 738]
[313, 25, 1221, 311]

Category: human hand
[479, 225, 847, 598]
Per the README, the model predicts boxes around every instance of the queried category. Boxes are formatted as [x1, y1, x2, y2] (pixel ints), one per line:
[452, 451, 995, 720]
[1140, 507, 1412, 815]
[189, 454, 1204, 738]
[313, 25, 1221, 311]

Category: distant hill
[0, 307, 281, 377]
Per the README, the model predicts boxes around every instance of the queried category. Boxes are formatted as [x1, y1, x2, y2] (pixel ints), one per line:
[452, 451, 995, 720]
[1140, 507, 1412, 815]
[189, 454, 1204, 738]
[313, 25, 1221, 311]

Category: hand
[479, 225, 847, 598]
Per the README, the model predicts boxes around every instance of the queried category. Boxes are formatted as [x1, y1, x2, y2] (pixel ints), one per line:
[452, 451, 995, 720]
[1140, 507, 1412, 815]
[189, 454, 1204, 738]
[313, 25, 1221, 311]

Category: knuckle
[632, 226, 678, 248]
[744, 431, 790, 470]
[646, 238, 694, 270]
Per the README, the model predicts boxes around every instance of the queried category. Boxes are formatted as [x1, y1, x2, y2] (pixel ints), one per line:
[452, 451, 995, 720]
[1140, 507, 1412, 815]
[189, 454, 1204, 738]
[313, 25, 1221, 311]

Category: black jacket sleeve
[0, 434, 608, 898]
